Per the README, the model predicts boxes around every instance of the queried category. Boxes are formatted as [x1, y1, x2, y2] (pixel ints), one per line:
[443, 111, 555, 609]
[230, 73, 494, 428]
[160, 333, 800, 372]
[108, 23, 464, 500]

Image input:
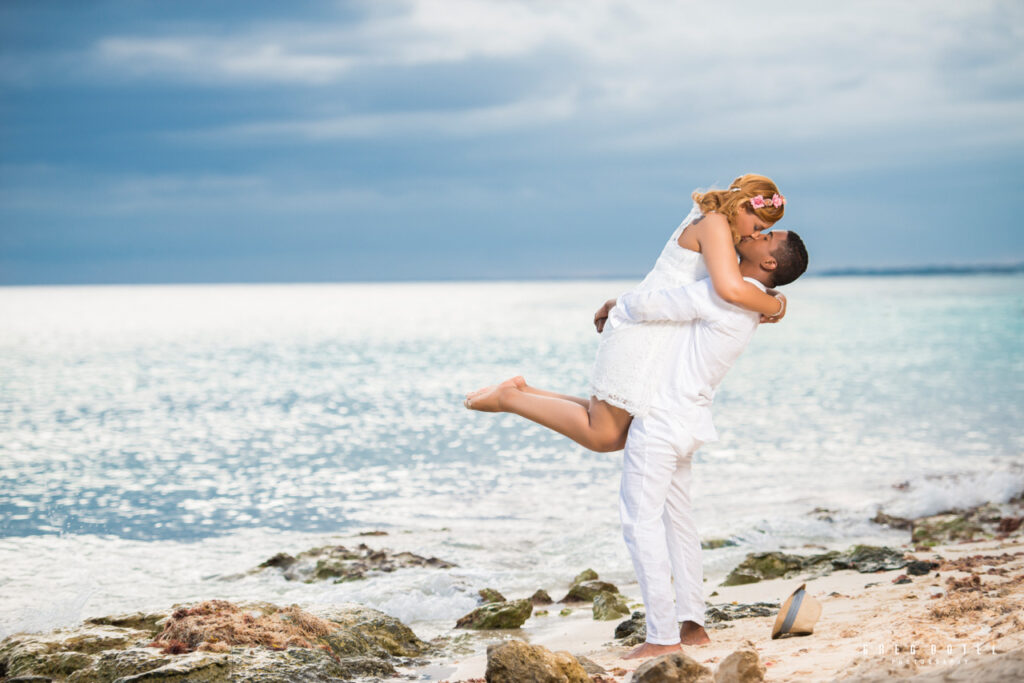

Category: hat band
[778, 587, 805, 635]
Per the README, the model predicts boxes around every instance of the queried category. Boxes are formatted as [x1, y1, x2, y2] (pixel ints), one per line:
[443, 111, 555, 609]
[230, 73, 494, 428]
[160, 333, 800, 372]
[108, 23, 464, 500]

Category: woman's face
[733, 207, 775, 237]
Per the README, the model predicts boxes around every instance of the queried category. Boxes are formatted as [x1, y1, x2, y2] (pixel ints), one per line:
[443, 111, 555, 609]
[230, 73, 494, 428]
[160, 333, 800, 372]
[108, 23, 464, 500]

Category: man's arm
[613, 279, 716, 325]
[594, 298, 618, 333]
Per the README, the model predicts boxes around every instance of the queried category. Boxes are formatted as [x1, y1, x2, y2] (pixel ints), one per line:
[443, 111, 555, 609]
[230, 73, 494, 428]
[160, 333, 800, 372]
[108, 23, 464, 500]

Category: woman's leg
[465, 377, 632, 452]
[466, 375, 589, 408]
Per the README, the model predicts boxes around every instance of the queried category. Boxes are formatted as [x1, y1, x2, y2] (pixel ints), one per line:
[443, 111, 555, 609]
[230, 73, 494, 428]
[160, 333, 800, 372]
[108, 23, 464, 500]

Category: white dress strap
[668, 203, 703, 244]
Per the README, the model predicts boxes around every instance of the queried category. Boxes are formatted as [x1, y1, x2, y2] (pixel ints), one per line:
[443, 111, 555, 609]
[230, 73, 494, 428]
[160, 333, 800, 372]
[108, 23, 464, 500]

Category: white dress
[590, 203, 708, 418]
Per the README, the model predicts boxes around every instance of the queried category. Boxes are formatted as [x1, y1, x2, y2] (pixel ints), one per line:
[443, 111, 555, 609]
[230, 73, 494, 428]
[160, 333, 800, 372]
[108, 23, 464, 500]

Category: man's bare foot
[679, 620, 711, 645]
[464, 376, 526, 408]
[622, 642, 682, 660]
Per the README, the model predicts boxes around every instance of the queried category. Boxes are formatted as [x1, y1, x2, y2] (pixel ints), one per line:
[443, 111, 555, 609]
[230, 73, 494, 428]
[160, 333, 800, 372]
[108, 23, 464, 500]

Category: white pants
[619, 408, 705, 645]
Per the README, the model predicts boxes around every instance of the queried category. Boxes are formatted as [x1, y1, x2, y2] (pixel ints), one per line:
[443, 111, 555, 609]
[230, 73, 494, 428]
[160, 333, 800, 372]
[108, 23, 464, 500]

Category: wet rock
[257, 552, 296, 569]
[560, 580, 620, 602]
[455, 599, 532, 629]
[314, 602, 428, 657]
[559, 608, 573, 616]
[872, 510, 913, 530]
[572, 568, 599, 584]
[704, 602, 779, 628]
[809, 506, 836, 522]
[485, 640, 589, 683]
[721, 552, 809, 586]
[575, 654, 607, 675]
[701, 538, 738, 550]
[592, 592, 630, 621]
[893, 574, 912, 584]
[614, 611, 646, 646]
[906, 560, 940, 576]
[84, 611, 169, 636]
[252, 543, 456, 583]
[831, 545, 909, 573]
[632, 651, 712, 683]
[713, 639, 765, 682]
[531, 589, 554, 605]
[478, 588, 506, 603]
[0, 624, 153, 681]
[0, 600, 427, 682]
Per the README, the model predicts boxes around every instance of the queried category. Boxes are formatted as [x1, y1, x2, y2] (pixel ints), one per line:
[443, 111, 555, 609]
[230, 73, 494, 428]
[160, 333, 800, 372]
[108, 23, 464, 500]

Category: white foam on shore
[879, 467, 1024, 519]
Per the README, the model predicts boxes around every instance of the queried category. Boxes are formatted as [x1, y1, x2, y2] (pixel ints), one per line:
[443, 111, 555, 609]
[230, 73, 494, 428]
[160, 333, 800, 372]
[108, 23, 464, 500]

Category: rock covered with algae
[0, 599, 428, 682]
[252, 542, 456, 583]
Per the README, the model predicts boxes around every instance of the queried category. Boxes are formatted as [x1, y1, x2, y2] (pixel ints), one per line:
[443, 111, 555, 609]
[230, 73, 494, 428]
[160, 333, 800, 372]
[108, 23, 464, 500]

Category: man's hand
[594, 298, 618, 333]
[760, 291, 787, 324]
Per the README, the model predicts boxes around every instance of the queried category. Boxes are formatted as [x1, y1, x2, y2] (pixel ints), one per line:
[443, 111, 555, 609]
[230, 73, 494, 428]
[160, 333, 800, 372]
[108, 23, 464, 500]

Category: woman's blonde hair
[691, 174, 785, 244]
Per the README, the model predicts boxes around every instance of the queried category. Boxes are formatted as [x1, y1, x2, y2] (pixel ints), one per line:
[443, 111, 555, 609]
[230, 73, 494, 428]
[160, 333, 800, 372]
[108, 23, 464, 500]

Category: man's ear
[760, 256, 778, 273]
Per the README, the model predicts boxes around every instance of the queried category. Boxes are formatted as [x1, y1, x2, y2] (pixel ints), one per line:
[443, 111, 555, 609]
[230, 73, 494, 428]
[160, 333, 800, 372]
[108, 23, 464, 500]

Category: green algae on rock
[477, 588, 506, 604]
[571, 568, 599, 585]
[252, 543, 456, 583]
[592, 592, 631, 621]
[530, 589, 553, 605]
[454, 599, 533, 629]
[721, 551, 815, 586]
[722, 545, 909, 586]
[560, 579, 621, 603]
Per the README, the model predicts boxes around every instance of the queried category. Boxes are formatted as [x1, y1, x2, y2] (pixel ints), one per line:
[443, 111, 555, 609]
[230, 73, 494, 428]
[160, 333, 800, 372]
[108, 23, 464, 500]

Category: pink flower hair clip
[750, 193, 785, 209]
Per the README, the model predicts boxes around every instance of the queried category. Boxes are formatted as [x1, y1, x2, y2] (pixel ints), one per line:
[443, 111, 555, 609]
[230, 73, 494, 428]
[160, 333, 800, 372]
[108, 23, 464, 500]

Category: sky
[1, 0, 1023, 284]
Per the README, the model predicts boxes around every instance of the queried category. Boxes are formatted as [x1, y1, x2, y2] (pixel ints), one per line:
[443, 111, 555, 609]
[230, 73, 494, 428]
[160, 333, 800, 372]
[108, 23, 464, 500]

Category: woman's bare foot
[623, 642, 682, 660]
[464, 376, 526, 408]
[679, 621, 711, 645]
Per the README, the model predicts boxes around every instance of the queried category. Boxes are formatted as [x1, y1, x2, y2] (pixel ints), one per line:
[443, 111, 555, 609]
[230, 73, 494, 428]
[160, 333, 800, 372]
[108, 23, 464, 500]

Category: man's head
[736, 230, 808, 287]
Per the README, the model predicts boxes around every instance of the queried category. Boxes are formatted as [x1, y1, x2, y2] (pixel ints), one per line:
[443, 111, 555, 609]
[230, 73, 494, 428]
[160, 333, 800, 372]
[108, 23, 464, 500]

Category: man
[596, 229, 809, 659]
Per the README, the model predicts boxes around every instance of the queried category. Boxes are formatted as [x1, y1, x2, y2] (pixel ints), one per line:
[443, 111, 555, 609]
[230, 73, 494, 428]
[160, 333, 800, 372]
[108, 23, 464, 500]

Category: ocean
[1, 275, 1022, 640]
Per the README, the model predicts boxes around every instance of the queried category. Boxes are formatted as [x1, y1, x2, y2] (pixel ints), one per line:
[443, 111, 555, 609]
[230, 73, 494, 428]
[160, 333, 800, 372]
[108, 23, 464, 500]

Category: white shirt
[607, 276, 765, 442]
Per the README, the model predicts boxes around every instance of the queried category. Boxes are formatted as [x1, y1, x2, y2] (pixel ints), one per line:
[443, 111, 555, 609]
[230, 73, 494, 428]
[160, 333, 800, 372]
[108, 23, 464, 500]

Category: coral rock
[632, 651, 712, 682]
[484, 640, 589, 683]
[713, 639, 765, 682]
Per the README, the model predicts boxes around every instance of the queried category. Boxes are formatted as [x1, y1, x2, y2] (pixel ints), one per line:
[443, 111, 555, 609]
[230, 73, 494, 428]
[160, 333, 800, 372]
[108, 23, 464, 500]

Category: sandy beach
[2, 497, 1022, 681]
[418, 535, 1024, 682]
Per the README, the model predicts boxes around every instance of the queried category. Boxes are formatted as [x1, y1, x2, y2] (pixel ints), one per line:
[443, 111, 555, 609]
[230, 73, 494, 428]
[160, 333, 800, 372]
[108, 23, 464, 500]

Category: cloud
[74, 0, 1023, 158]
[94, 37, 356, 85]
[184, 93, 577, 141]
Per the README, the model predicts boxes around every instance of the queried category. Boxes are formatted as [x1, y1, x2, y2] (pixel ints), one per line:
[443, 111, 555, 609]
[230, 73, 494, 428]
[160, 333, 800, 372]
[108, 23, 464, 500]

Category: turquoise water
[0, 275, 1021, 638]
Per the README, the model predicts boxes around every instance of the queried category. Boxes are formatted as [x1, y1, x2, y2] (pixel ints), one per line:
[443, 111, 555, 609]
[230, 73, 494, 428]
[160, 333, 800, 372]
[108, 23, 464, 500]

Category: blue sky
[2, 0, 1023, 284]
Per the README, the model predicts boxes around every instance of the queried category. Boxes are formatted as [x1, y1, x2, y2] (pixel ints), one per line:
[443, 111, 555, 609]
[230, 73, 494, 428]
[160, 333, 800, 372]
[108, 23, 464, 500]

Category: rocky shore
[3, 493, 1022, 682]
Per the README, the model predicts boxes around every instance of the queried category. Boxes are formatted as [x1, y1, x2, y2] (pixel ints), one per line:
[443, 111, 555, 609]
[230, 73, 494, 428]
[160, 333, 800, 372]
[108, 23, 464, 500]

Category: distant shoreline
[1, 263, 1022, 287]
[815, 263, 1024, 277]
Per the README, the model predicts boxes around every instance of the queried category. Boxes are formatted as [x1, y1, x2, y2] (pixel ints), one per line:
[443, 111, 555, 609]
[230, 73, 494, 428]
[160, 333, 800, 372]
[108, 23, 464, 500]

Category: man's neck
[738, 259, 772, 287]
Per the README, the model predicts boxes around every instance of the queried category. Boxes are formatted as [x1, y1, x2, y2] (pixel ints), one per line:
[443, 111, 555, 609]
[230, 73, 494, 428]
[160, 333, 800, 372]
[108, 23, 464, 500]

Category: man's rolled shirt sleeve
[613, 280, 714, 326]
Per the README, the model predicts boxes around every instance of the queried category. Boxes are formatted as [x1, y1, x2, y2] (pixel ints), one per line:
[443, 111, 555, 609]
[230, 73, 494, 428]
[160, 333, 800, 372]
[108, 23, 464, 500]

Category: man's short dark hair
[770, 231, 808, 287]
